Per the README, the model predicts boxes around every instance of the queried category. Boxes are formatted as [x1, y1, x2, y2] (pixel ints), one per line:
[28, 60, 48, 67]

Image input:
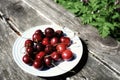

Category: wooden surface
[0, 0, 120, 80]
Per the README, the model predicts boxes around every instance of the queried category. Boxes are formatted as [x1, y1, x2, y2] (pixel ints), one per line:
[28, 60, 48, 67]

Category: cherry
[26, 47, 34, 54]
[33, 59, 43, 69]
[50, 37, 59, 46]
[55, 30, 63, 38]
[44, 56, 53, 67]
[36, 43, 45, 52]
[45, 44, 54, 54]
[62, 49, 73, 61]
[42, 37, 50, 45]
[60, 37, 71, 46]
[33, 42, 44, 52]
[32, 33, 43, 42]
[36, 51, 46, 60]
[35, 29, 42, 34]
[24, 39, 33, 47]
[22, 27, 74, 70]
[34, 29, 45, 38]
[29, 53, 36, 60]
[51, 51, 61, 61]
[45, 27, 54, 38]
[33, 43, 37, 52]
[56, 43, 67, 53]
[22, 54, 32, 64]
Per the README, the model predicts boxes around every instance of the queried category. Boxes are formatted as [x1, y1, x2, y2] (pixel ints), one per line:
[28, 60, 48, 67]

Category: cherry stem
[45, 54, 51, 57]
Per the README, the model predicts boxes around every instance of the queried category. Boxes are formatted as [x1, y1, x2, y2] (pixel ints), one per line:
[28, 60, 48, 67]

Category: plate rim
[12, 24, 83, 77]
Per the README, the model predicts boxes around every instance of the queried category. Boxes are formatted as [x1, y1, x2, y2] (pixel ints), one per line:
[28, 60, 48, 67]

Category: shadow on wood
[40, 38, 88, 80]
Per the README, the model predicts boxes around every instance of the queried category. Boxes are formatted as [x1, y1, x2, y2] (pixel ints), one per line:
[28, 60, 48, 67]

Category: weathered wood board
[0, 0, 120, 80]
[0, 21, 41, 80]
[23, 0, 120, 76]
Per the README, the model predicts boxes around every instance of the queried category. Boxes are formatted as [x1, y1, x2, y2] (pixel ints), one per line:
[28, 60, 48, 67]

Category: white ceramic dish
[12, 25, 83, 77]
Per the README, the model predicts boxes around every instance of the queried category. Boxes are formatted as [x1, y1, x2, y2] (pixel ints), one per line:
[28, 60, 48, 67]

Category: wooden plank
[21, 0, 82, 31]
[69, 54, 120, 80]
[0, 0, 49, 80]
[0, 0, 120, 80]
[23, 0, 120, 75]
[42, 42, 120, 80]
[0, 0, 51, 33]
[0, 21, 42, 80]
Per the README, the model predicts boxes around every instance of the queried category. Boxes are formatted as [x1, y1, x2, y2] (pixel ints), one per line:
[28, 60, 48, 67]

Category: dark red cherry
[36, 51, 46, 60]
[62, 49, 73, 61]
[60, 37, 71, 46]
[42, 37, 50, 45]
[24, 39, 33, 47]
[26, 47, 34, 54]
[45, 27, 54, 38]
[22, 54, 32, 64]
[45, 44, 54, 54]
[51, 51, 61, 61]
[32, 33, 43, 42]
[44, 56, 53, 67]
[55, 30, 63, 38]
[50, 37, 59, 45]
[35, 29, 42, 34]
[56, 43, 67, 53]
[33, 43, 37, 52]
[36, 43, 45, 52]
[34, 29, 45, 38]
[33, 59, 43, 69]
[23, 27, 74, 70]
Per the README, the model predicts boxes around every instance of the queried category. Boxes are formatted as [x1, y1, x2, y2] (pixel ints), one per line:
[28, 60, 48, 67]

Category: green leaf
[74, 2, 83, 9]
[89, 22, 98, 26]
[112, 13, 120, 19]
[96, 17, 105, 22]
[99, 26, 110, 38]
[69, 9, 79, 13]
[55, 0, 120, 41]
[54, 0, 59, 3]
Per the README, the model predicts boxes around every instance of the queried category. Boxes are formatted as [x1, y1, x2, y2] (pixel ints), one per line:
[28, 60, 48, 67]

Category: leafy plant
[54, 0, 120, 41]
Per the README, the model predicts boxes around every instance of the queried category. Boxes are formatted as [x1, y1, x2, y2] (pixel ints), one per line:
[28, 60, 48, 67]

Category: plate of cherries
[12, 25, 83, 77]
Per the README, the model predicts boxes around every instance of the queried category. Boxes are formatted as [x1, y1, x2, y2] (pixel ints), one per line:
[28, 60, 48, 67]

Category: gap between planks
[89, 49, 120, 77]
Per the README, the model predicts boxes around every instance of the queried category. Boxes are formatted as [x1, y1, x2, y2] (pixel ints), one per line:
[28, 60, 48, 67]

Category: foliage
[54, 0, 120, 41]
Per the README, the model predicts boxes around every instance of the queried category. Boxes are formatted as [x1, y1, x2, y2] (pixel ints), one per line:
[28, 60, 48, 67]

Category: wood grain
[0, 21, 42, 80]
[0, 0, 120, 80]
[23, 0, 120, 75]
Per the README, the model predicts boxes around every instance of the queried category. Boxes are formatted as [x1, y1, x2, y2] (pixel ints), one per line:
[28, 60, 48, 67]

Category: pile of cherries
[22, 27, 73, 70]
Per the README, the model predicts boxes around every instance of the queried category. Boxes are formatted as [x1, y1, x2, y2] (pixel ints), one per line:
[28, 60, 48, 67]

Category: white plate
[12, 25, 83, 77]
